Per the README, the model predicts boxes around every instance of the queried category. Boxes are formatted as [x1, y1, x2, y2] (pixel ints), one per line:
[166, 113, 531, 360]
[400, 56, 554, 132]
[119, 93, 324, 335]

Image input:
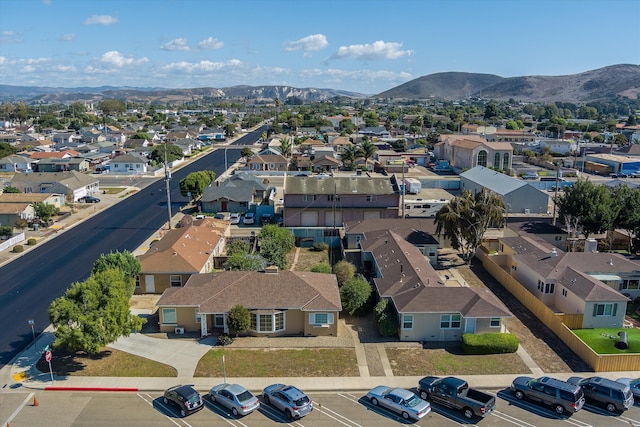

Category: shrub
[12, 245, 24, 253]
[374, 299, 398, 336]
[14, 218, 29, 229]
[333, 260, 355, 285]
[310, 263, 331, 273]
[27, 238, 37, 245]
[311, 242, 329, 252]
[462, 333, 519, 354]
[340, 275, 372, 316]
[217, 334, 234, 346]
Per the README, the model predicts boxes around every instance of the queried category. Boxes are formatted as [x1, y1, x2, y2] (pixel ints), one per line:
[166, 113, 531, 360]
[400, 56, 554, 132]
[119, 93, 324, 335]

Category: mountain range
[0, 64, 638, 104]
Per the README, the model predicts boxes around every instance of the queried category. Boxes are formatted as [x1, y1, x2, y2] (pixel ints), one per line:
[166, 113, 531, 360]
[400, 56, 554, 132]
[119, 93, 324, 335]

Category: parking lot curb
[45, 386, 139, 392]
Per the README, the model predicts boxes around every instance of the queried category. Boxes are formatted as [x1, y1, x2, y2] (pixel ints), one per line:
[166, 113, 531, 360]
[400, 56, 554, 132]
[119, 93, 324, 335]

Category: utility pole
[551, 168, 559, 226]
[164, 143, 172, 229]
[401, 163, 406, 218]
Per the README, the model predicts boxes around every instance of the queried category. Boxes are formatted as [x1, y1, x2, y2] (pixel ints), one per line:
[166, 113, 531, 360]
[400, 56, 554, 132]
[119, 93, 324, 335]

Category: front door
[221, 200, 228, 211]
[464, 318, 476, 334]
[145, 275, 155, 293]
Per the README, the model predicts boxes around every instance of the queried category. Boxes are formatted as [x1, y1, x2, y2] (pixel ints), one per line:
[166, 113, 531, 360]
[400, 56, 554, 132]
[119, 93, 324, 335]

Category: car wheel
[402, 411, 410, 420]
[285, 409, 293, 419]
[232, 407, 239, 416]
[371, 397, 379, 406]
[515, 390, 525, 400]
[180, 408, 186, 417]
[263, 395, 270, 405]
[463, 407, 474, 419]
[554, 404, 565, 415]
[163, 397, 169, 405]
[419, 391, 429, 400]
[606, 403, 617, 412]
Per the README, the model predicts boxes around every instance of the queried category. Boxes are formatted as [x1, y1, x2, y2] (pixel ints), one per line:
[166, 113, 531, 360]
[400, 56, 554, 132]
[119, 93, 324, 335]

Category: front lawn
[195, 348, 358, 377]
[573, 328, 640, 354]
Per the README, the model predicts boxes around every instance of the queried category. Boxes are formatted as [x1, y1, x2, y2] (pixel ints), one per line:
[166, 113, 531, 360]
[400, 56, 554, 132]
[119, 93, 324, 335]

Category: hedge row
[462, 332, 519, 354]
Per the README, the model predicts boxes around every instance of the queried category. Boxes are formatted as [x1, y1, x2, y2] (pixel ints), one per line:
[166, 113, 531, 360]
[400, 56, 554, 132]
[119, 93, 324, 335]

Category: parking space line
[313, 400, 362, 427]
[2, 392, 34, 427]
[202, 399, 247, 427]
[619, 414, 640, 426]
[136, 393, 185, 427]
[336, 393, 421, 426]
[492, 410, 538, 427]
[562, 417, 592, 427]
[257, 402, 302, 426]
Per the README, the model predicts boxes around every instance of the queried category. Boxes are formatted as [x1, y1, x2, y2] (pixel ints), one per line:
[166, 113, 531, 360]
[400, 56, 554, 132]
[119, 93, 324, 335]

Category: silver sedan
[209, 383, 260, 416]
[366, 386, 431, 421]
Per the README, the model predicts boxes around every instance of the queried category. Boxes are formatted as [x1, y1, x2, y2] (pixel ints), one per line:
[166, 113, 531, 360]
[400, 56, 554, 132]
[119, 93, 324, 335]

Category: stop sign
[45, 350, 52, 362]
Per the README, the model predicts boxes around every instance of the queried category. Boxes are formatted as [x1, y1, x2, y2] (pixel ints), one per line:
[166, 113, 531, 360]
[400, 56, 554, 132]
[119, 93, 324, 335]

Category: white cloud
[84, 15, 119, 25]
[198, 37, 224, 50]
[285, 34, 328, 52]
[162, 59, 242, 73]
[332, 40, 412, 60]
[60, 33, 76, 42]
[1, 30, 22, 43]
[161, 38, 190, 51]
[100, 51, 148, 67]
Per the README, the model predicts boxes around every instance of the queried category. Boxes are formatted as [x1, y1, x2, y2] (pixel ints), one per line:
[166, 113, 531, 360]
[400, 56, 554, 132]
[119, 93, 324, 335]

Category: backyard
[573, 328, 640, 354]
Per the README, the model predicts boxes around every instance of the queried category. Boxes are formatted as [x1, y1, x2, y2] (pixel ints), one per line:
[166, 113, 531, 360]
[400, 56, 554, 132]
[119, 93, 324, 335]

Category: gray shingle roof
[285, 176, 395, 195]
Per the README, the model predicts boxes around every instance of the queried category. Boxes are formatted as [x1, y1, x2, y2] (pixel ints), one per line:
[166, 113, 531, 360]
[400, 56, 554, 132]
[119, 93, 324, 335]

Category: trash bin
[33, 223, 39, 231]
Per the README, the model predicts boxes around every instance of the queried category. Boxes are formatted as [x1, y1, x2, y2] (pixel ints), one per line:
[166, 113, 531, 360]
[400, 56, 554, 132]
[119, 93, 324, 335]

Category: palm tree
[434, 188, 504, 264]
[340, 144, 358, 170]
[279, 136, 292, 158]
[359, 139, 377, 165]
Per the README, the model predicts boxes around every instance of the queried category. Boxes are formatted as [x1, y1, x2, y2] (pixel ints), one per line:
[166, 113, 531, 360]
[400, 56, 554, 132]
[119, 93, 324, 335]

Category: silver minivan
[568, 376, 634, 412]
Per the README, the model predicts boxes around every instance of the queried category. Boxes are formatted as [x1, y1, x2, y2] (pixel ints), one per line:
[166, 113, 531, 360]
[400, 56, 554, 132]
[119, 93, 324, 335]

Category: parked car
[243, 212, 255, 225]
[510, 376, 584, 415]
[209, 383, 260, 416]
[262, 384, 313, 419]
[163, 385, 204, 417]
[261, 213, 272, 225]
[366, 386, 431, 421]
[616, 378, 640, 400]
[417, 376, 496, 419]
[229, 213, 240, 224]
[78, 195, 100, 203]
[631, 172, 640, 178]
[567, 376, 634, 412]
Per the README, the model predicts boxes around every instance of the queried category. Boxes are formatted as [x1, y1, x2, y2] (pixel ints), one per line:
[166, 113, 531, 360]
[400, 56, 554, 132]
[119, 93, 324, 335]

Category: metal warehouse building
[586, 153, 640, 175]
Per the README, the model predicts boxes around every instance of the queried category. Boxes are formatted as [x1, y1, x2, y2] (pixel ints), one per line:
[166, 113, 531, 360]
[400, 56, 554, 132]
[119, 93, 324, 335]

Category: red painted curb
[45, 387, 138, 392]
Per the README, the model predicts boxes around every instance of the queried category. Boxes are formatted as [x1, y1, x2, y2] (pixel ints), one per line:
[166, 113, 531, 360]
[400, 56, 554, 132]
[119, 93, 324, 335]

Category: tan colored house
[136, 218, 229, 294]
[434, 135, 514, 172]
[0, 192, 65, 209]
[156, 269, 342, 337]
[247, 154, 289, 172]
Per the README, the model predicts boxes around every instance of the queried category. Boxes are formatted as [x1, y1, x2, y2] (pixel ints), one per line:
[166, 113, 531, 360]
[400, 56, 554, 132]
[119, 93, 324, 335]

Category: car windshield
[236, 390, 253, 402]
[184, 391, 200, 404]
[405, 394, 422, 408]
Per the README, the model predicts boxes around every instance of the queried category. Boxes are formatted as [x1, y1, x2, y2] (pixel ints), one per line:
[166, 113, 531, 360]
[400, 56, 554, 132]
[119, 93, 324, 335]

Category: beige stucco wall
[303, 311, 339, 337]
[159, 306, 199, 333]
[400, 313, 464, 342]
[136, 273, 193, 294]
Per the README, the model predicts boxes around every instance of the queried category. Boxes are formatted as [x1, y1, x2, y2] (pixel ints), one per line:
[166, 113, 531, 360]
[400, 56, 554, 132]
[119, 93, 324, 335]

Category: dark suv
[163, 385, 204, 417]
[511, 376, 585, 415]
[567, 376, 634, 412]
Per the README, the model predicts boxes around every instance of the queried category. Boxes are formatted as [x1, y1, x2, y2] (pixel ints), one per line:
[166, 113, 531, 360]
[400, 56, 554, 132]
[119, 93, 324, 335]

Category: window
[259, 314, 273, 332]
[303, 195, 317, 202]
[477, 150, 487, 167]
[327, 194, 340, 201]
[593, 303, 617, 317]
[214, 314, 224, 328]
[170, 275, 182, 287]
[503, 152, 509, 169]
[621, 279, 640, 290]
[366, 195, 377, 202]
[275, 312, 284, 330]
[269, 163, 275, 170]
[562, 288, 568, 297]
[440, 314, 461, 329]
[490, 318, 500, 328]
[251, 311, 287, 333]
[538, 280, 555, 294]
[135, 276, 140, 288]
[402, 314, 414, 330]
[309, 312, 334, 325]
[494, 152, 501, 169]
[162, 308, 177, 324]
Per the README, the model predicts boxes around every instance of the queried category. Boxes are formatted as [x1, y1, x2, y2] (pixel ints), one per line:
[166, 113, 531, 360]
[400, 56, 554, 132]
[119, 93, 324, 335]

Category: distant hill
[377, 64, 640, 102]
[0, 84, 366, 104]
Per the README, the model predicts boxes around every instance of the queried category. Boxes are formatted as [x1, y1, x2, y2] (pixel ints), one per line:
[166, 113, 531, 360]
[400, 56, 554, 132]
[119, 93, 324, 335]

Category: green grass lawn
[573, 328, 640, 354]
[195, 348, 358, 377]
[101, 187, 126, 194]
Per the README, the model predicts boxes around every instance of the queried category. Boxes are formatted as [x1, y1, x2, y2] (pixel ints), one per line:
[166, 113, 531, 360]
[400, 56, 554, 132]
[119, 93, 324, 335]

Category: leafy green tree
[179, 170, 216, 201]
[226, 239, 250, 256]
[224, 123, 236, 138]
[627, 113, 637, 126]
[149, 143, 184, 165]
[483, 103, 502, 121]
[279, 137, 292, 158]
[91, 250, 141, 283]
[0, 142, 17, 158]
[224, 253, 267, 271]
[226, 304, 251, 337]
[332, 260, 355, 285]
[434, 188, 505, 263]
[49, 268, 144, 353]
[33, 202, 58, 224]
[611, 186, 640, 253]
[340, 144, 358, 170]
[310, 263, 331, 273]
[374, 298, 398, 336]
[241, 147, 254, 163]
[258, 225, 294, 269]
[99, 99, 126, 116]
[0, 225, 13, 238]
[340, 275, 372, 316]
[2, 186, 21, 193]
[338, 118, 355, 134]
[131, 132, 150, 140]
[613, 133, 628, 145]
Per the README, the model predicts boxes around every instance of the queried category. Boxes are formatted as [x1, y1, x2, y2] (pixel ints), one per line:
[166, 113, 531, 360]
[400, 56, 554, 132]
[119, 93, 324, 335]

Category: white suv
[243, 212, 255, 225]
[229, 213, 240, 224]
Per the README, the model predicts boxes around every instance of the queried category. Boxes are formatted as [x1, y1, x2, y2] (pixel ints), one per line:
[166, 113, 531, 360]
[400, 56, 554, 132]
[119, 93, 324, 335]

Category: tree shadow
[35, 348, 113, 376]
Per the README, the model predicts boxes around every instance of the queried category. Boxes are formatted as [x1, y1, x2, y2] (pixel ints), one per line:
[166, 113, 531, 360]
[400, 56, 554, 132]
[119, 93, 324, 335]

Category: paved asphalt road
[0, 127, 262, 368]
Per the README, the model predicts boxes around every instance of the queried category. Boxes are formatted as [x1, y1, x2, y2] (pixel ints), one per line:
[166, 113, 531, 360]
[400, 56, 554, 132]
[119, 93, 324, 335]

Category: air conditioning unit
[524, 209, 531, 214]
[174, 327, 185, 335]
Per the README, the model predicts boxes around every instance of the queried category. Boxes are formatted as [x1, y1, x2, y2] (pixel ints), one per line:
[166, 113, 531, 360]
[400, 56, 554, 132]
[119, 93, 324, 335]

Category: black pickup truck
[417, 376, 496, 419]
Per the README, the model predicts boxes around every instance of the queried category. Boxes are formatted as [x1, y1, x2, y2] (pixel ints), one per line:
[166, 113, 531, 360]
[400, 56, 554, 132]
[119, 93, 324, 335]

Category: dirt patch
[129, 294, 160, 313]
[458, 264, 591, 373]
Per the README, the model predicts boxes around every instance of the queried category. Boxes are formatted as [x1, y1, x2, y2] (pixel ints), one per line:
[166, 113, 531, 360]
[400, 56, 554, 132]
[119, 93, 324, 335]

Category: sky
[0, 0, 638, 95]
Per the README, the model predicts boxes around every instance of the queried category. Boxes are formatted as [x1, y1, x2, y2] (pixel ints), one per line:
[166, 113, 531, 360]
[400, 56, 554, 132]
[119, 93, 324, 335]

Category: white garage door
[325, 210, 343, 227]
[301, 211, 318, 226]
[363, 211, 381, 219]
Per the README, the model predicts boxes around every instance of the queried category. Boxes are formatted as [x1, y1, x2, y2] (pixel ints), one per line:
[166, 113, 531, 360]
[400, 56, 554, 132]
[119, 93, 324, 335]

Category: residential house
[36, 157, 90, 173]
[0, 192, 65, 209]
[10, 171, 100, 202]
[460, 166, 550, 215]
[283, 175, 400, 227]
[344, 218, 440, 264]
[136, 217, 229, 294]
[360, 230, 512, 342]
[504, 219, 568, 252]
[247, 154, 289, 172]
[155, 269, 342, 337]
[434, 134, 513, 172]
[329, 136, 352, 154]
[0, 202, 35, 227]
[200, 173, 268, 214]
[0, 155, 32, 172]
[495, 235, 636, 328]
[109, 153, 149, 174]
[166, 130, 199, 142]
[311, 155, 340, 173]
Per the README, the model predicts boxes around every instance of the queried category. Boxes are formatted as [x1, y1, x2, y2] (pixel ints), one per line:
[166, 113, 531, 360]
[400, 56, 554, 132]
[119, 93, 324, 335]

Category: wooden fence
[478, 248, 640, 372]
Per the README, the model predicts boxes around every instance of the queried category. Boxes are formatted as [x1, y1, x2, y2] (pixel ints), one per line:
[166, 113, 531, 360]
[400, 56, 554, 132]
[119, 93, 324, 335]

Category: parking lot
[3, 389, 640, 426]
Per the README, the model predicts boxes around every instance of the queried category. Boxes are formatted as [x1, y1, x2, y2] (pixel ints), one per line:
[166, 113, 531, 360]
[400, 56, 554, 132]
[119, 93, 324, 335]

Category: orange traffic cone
[33, 396, 39, 406]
